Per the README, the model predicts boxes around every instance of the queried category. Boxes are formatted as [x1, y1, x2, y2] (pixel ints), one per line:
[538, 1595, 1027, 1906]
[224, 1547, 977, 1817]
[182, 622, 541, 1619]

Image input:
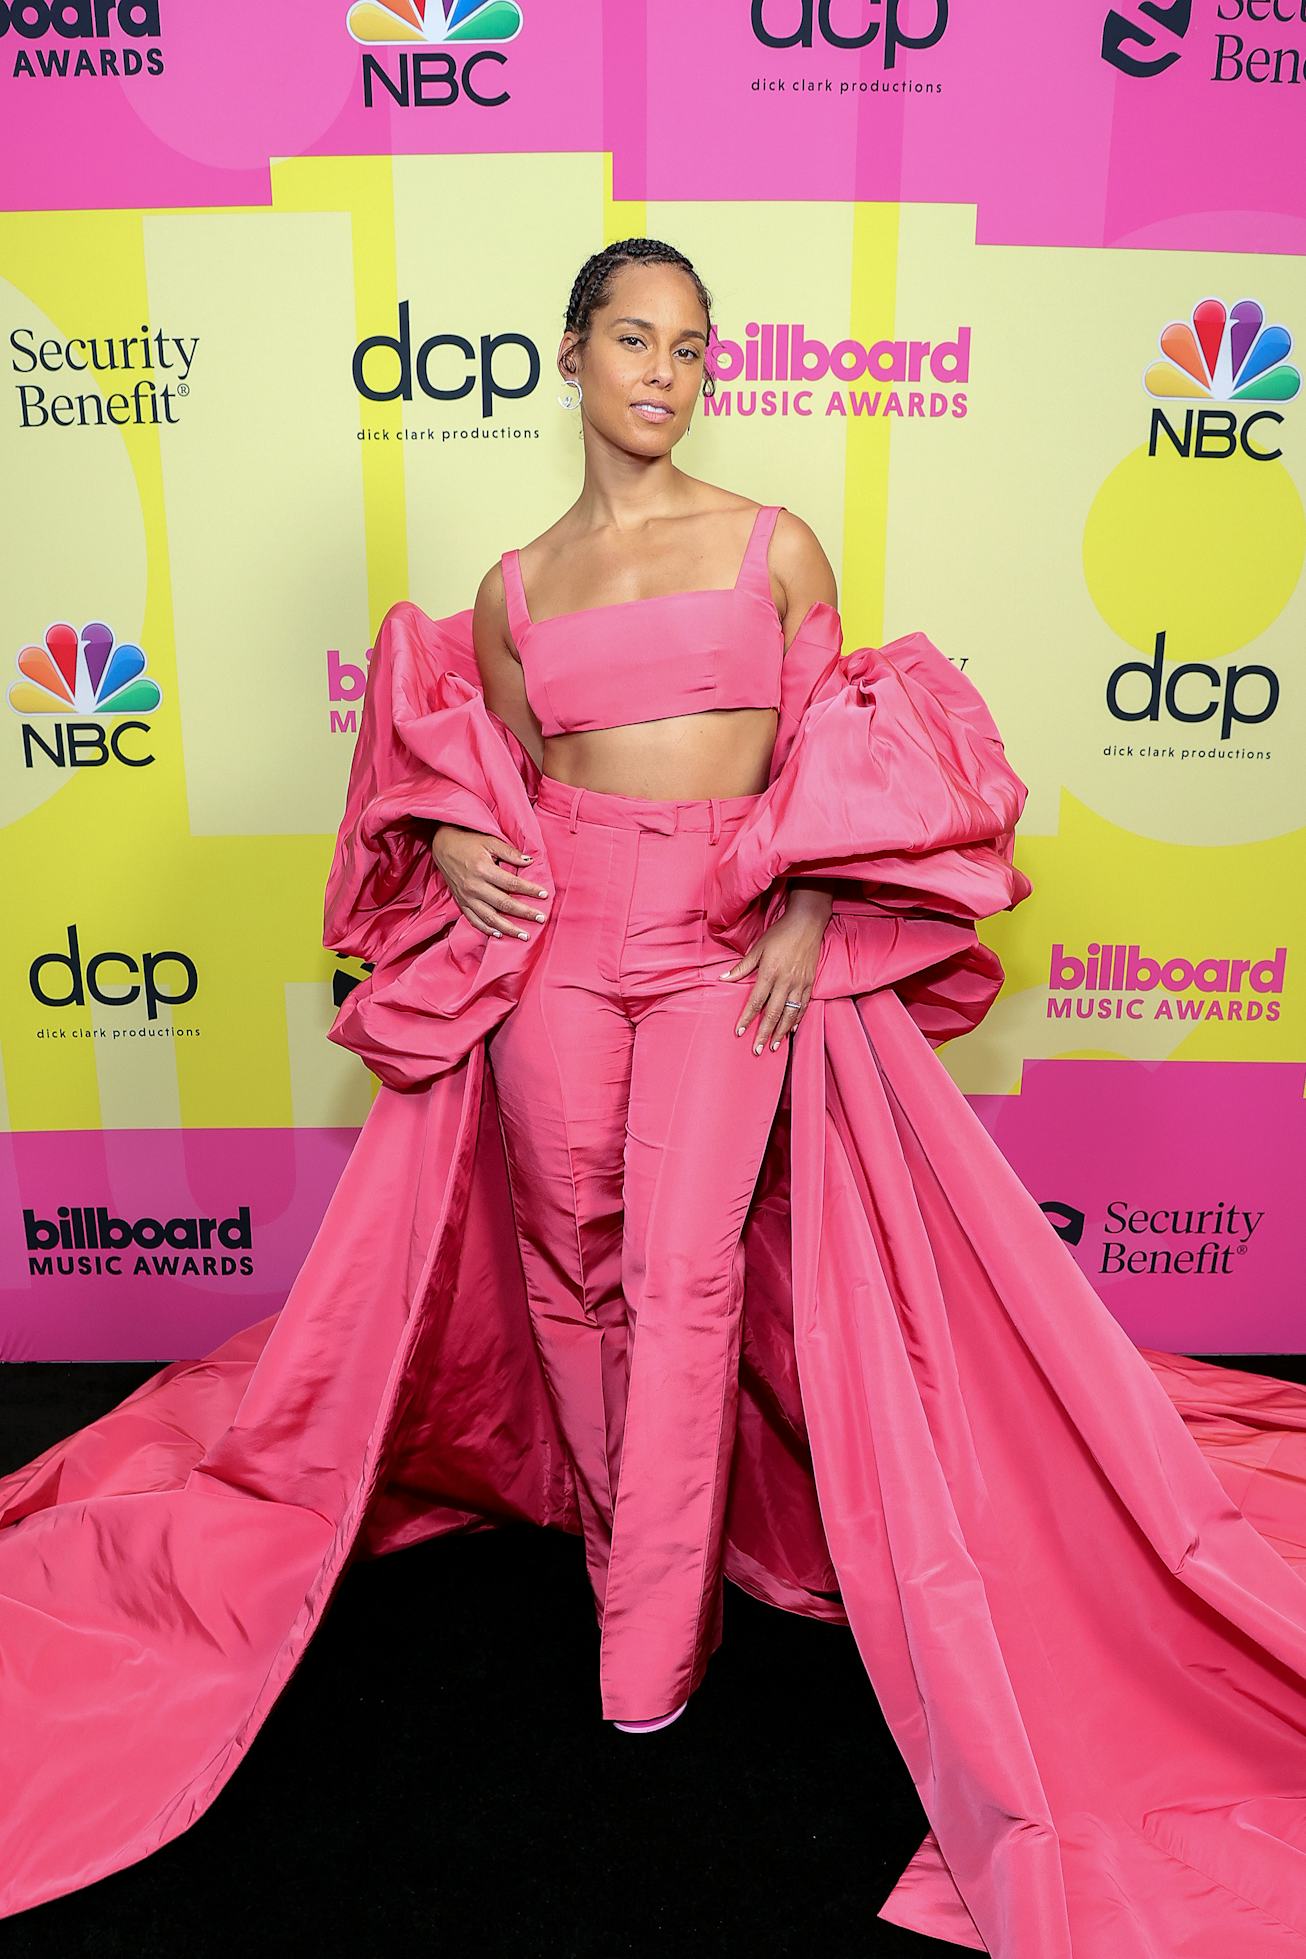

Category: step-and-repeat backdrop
[2, 2, 1302, 1359]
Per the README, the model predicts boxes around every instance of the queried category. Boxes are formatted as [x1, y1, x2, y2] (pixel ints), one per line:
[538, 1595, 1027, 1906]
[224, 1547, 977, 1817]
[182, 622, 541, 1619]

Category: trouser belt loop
[567, 785, 583, 832]
[707, 797, 721, 845]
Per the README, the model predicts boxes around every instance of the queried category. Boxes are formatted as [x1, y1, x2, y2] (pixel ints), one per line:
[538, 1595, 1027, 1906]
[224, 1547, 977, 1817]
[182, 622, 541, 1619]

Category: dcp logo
[353, 301, 539, 415]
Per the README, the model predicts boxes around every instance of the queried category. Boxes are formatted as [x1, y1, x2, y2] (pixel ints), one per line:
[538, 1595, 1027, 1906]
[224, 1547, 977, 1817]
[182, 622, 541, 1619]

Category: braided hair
[562, 237, 717, 399]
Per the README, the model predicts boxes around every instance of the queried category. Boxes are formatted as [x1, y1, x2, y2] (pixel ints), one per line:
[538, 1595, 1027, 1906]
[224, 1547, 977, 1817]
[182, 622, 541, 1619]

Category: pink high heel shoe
[610, 1700, 688, 1734]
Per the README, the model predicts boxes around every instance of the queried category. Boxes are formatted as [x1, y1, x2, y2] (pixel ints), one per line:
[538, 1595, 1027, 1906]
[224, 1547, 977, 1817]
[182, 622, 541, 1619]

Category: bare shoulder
[472, 558, 522, 671]
[472, 557, 510, 636]
[771, 506, 836, 588]
[770, 505, 838, 613]
[469, 559, 541, 752]
[473, 557, 508, 617]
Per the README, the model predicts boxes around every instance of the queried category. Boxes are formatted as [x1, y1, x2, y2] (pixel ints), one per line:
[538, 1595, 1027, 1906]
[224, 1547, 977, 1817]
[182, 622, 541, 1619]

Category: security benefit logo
[1101, 0, 1190, 77]
[8, 620, 163, 771]
[10, 324, 198, 430]
[1098, 1199, 1263, 1279]
[1037, 1193, 1265, 1283]
[1101, 0, 1306, 87]
[3, 0, 164, 79]
[23, 1204, 254, 1280]
[348, 0, 522, 110]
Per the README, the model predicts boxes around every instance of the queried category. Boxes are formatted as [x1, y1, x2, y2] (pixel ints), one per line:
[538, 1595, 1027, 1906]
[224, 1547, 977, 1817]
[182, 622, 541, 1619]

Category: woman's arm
[721, 509, 844, 1051]
[472, 561, 546, 771]
[771, 509, 842, 929]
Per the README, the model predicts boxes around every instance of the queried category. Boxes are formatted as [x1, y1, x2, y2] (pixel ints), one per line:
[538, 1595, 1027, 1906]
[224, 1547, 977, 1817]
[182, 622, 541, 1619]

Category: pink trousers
[487, 771, 789, 1722]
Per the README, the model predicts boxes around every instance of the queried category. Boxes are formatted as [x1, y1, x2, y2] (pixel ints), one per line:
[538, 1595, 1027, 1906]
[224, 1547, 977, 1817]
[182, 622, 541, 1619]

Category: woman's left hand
[720, 898, 829, 1054]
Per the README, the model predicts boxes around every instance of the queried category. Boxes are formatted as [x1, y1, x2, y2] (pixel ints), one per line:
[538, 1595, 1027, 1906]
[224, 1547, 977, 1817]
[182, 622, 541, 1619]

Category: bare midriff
[540, 706, 779, 801]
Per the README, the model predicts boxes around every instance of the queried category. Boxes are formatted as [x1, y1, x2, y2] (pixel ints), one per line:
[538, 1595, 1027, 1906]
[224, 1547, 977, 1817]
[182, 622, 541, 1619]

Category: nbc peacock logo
[8, 622, 162, 717]
[1144, 298, 1300, 404]
[347, 0, 522, 43]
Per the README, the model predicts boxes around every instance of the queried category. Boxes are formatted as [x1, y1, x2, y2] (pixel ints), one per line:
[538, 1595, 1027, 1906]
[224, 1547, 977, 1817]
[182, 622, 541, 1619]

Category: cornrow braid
[562, 236, 717, 398]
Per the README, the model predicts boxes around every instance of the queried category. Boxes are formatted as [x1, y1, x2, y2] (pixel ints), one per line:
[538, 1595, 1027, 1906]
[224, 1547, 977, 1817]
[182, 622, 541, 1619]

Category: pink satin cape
[4, 599, 1306, 1955]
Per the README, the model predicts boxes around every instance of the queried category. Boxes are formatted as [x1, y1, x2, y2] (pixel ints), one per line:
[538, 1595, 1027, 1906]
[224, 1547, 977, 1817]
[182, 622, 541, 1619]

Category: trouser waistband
[534, 771, 761, 842]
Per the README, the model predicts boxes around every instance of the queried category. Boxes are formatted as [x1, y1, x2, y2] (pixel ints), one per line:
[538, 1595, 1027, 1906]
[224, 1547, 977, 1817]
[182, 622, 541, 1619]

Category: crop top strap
[735, 504, 784, 599]
[500, 549, 532, 644]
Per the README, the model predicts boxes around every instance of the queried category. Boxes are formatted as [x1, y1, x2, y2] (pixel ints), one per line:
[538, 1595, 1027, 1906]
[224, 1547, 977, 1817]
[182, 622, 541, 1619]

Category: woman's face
[562, 262, 709, 452]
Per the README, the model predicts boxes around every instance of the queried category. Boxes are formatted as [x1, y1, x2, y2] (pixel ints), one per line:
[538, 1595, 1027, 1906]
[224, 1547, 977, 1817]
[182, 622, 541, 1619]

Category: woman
[4, 238, 1306, 1955]
[447, 241, 843, 1732]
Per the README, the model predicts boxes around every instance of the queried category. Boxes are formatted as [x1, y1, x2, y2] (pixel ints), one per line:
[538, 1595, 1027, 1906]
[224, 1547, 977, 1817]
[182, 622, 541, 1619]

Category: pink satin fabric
[3, 599, 1306, 1955]
[499, 502, 785, 734]
[489, 772, 788, 1721]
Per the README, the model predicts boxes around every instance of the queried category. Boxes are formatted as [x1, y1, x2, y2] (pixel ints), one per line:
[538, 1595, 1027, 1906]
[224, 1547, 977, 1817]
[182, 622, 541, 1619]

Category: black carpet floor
[4, 1352, 1304, 1957]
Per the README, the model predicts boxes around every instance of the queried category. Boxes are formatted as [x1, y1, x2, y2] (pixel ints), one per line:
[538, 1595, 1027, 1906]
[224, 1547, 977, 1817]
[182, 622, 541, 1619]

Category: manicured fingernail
[533, 912, 545, 922]
[754, 1042, 763, 1054]
[518, 930, 530, 940]
[521, 854, 532, 862]
[537, 888, 548, 898]
[492, 930, 502, 938]
[771, 1039, 780, 1050]
[735, 1027, 745, 1038]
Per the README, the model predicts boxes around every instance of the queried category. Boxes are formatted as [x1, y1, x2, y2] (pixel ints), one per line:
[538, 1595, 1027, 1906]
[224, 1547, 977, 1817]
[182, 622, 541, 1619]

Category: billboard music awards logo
[1101, 0, 1306, 87]
[1047, 941, 1285, 1024]
[703, 321, 969, 423]
[349, 0, 522, 110]
[8, 621, 163, 770]
[10, 325, 198, 430]
[327, 643, 371, 734]
[2, 0, 163, 79]
[22, 1203, 254, 1279]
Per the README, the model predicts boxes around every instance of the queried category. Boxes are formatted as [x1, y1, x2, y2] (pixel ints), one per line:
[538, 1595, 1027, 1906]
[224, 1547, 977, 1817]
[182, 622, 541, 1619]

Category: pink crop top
[499, 503, 786, 738]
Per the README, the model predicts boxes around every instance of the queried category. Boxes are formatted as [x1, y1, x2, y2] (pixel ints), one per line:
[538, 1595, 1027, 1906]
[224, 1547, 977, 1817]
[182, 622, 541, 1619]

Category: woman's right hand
[429, 823, 550, 940]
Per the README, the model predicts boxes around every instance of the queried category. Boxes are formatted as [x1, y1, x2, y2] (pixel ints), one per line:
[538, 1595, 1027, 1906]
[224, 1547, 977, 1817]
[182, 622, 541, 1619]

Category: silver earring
[557, 376, 582, 410]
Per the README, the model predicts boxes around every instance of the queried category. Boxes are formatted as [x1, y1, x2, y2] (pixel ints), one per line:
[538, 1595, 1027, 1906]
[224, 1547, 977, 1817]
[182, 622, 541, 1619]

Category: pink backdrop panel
[973, 1057, 1305, 1353]
[0, 0, 606, 214]
[2, 1, 1301, 254]
[1, 1125, 358, 1361]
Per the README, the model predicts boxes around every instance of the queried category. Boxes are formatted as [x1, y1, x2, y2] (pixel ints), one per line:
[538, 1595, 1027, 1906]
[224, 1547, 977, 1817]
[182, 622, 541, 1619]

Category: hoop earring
[557, 377, 583, 410]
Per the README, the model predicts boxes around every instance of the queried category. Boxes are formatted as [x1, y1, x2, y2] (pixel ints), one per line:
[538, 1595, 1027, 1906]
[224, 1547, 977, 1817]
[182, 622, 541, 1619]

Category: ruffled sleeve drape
[321, 601, 546, 1090]
[705, 601, 1033, 1045]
